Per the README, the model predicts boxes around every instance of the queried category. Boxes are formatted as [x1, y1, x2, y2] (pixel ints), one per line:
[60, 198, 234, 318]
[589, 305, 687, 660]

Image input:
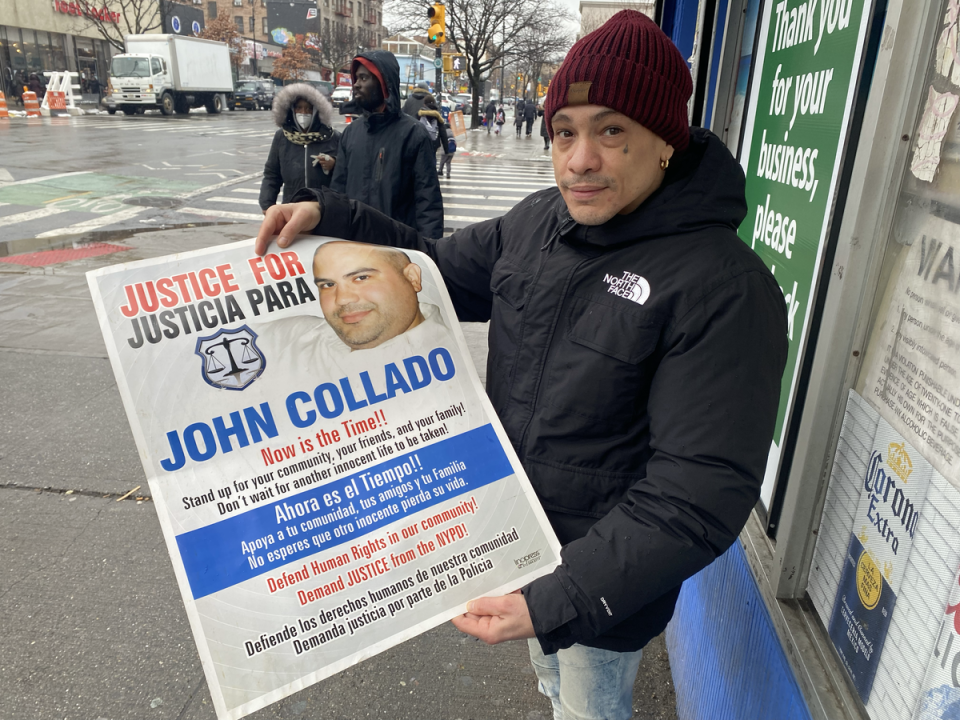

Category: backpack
[447, 136, 457, 154]
[419, 116, 439, 142]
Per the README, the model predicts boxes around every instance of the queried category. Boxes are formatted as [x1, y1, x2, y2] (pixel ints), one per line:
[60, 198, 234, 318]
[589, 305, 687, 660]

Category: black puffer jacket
[333, 51, 443, 238]
[259, 84, 340, 211]
[401, 88, 430, 118]
[294, 128, 788, 654]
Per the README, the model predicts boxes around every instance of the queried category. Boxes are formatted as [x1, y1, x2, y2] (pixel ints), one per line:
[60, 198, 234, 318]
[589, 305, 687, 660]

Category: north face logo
[603, 272, 651, 305]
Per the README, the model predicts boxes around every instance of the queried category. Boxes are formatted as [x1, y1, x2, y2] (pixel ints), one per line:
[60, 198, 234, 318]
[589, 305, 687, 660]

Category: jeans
[528, 639, 643, 720]
[437, 152, 453, 177]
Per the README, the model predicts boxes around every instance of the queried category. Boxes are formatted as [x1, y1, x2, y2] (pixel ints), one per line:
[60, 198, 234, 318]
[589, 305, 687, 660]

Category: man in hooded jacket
[401, 81, 431, 118]
[256, 12, 787, 718]
[332, 51, 444, 239]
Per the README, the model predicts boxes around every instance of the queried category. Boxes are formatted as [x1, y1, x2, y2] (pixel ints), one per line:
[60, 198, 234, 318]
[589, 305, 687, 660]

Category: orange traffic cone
[0, 92, 8, 119]
[23, 91, 41, 117]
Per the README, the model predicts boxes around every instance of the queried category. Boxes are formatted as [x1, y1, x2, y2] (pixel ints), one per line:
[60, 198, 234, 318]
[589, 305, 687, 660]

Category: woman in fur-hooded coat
[259, 83, 340, 212]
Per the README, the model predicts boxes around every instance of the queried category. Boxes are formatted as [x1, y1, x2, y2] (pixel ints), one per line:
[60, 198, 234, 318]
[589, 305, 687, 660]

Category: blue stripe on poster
[176, 424, 513, 599]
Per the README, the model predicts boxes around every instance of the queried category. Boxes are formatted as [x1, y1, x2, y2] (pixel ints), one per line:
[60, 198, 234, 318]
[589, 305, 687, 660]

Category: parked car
[440, 93, 455, 120]
[232, 79, 274, 110]
[454, 93, 472, 115]
[330, 86, 352, 108]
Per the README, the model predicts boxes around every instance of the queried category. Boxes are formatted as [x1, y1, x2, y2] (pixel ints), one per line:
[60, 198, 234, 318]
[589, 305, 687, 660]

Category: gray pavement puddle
[121, 196, 183, 209]
[0, 221, 239, 258]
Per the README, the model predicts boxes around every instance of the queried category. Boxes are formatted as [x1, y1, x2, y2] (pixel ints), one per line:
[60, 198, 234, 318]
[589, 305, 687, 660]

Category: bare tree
[386, 0, 572, 127]
[198, 11, 248, 78]
[272, 35, 316, 82]
[319, 23, 357, 73]
[69, 0, 163, 52]
[512, 21, 568, 105]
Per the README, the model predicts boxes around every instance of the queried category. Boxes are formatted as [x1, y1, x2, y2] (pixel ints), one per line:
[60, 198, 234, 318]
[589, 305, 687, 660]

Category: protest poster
[828, 395, 933, 702]
[86, 237, 562, 720]
[736, 0, 873, 509]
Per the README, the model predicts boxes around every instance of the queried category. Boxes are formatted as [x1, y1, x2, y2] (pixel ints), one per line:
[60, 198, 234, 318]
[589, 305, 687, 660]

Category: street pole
[249, 0, 259, 77]
[435, 46, 441, 95]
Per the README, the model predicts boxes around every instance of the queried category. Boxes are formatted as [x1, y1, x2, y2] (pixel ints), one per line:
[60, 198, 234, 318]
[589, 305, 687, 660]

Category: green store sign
[738, 0, 872, 507]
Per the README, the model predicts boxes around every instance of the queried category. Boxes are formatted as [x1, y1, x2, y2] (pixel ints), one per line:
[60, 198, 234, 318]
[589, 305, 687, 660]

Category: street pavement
[0, 108, 679, 720]
[0, 109, 555, 243]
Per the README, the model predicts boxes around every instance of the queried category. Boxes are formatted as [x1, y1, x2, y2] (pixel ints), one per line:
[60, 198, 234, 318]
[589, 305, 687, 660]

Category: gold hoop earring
[660, 158, 669, 170]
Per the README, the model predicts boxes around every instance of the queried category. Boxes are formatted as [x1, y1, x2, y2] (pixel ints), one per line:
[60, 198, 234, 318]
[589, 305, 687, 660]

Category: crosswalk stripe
[441, 192, 534, 200]
[446, 215, 493, 223]
[0, 171, 92, 187]
[440, 179, 550, 189]
[34, 207, 145, 237]
[445, 203, 513, 212]
[180, 207, 262, 221]
[232, 188, 261, 194]
[206, 196, 261, 206]
[0, 207, 71, 227]
[450, 166, 554, 176]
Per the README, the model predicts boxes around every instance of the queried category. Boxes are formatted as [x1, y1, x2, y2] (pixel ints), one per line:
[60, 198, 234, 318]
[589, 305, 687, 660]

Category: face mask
[295, 113, 312, 129]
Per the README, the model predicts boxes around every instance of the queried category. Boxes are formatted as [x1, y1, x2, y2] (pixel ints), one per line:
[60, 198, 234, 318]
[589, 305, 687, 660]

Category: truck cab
[106, 54, 170, 115]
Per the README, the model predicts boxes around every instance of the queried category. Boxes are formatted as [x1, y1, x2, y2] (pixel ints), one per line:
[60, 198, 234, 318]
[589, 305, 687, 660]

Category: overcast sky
[384, 1, 583, 41]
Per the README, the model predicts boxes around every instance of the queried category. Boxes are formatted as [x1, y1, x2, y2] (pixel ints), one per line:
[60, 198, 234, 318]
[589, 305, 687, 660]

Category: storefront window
[20, 29, 40, 74]
[806, 2, 960, 717]
[75, 37, 98, 92]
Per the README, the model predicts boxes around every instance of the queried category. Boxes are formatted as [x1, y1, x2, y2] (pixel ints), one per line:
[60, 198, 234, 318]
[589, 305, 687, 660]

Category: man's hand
[254, 201, 322, 256]
[451, 592, 535, 645]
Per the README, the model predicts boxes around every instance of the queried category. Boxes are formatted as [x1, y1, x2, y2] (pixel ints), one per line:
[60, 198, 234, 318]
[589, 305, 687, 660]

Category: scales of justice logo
[195, 326, 265, 390]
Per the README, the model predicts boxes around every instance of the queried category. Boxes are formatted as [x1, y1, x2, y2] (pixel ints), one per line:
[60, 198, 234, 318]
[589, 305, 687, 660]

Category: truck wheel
[205, 94, 223, 115]
[160, 92, 175, 116]
[174, 96, 190, 115]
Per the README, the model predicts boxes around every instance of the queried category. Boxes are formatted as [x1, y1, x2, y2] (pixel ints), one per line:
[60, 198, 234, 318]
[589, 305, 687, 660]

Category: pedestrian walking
[523, 98, 537, 136]
[484, 98, 496, 133]
[12, 70, 26, 105]
[331, 50, 443, 239]
[88, 74, 102, 101]
[256, 10, 786, 720]
[259, 84, 340, 212]
[539, 105, 550, 150]
[401, 81, 431, 118]
[27, 72, 45, 100]
[417, 94, 452, 180]
[494, 104, 505, 135]
[515, 101, 524, 137]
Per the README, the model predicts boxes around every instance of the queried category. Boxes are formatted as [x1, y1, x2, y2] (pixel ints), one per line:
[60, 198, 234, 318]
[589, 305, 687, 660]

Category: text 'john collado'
[159, 348, 456, 472]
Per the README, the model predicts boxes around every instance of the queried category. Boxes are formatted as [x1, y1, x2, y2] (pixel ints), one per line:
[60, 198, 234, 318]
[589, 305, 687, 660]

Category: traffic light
[427, 3, 445, 45]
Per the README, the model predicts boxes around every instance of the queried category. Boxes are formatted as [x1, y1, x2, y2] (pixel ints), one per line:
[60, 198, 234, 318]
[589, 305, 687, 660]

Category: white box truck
[105, 35, 233, 116]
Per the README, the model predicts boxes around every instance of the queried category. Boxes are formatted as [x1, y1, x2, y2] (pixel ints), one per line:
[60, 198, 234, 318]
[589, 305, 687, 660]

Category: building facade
[0, 0, 144, 101]
[578, 0, 655, 37]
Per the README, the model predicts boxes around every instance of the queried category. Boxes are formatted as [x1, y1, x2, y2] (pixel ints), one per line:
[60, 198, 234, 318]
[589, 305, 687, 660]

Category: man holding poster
[88, 231, 565, 720]
[256, 10, 789, 720]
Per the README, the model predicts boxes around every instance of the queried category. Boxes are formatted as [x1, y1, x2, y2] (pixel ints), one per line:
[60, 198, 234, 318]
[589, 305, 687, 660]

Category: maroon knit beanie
[545, 10, 691, 150]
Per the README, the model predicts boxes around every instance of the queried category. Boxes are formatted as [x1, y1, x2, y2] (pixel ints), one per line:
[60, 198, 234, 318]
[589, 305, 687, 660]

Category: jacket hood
[418, 108, 443, 121]
[272, 83, 335, 131]
[341, 50, 401, 119]
[556, 128, 747, 248]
